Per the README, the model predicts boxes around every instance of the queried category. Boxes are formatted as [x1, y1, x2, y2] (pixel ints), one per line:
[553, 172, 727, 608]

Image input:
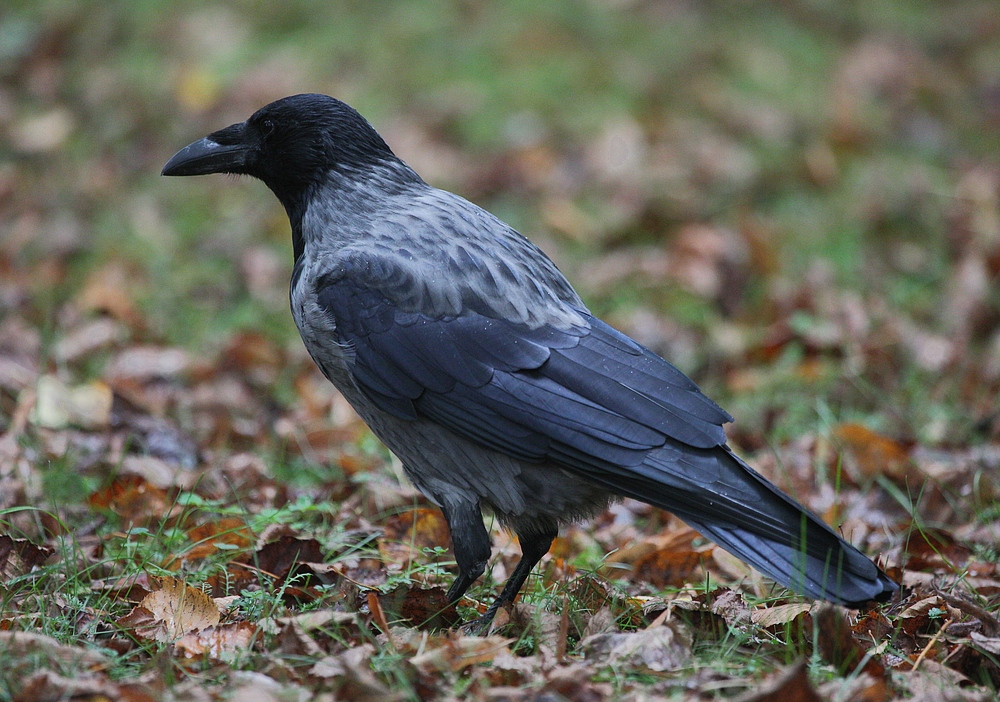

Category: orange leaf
[832, 423, 912, 482]
[630, 548, 705, 588]
[88, 475, 170, 526]
[184, 517, 254, 561]
[378, 508, 451, 567]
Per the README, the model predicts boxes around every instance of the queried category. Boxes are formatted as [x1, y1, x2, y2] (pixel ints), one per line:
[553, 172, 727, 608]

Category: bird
[163, 93, 897, 630]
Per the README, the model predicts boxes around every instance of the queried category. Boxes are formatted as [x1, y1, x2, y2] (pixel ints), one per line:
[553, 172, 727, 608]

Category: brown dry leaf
[205, 563, 258, 598]
[184, 517, 254, 561]
[503, 603, 564, 656]
[0, 631, 109, 671]
[814, 604, 885, 677]
[173, 621, 258, 659]
[378, 508, 451, 568]
[903, 528, 975, 572]
[736, 661, 822, 702]
[668, 223, 749, 303]
[309, 645, 402, 701]
[969, 631, 1000, 655]
[708, 587, 753, 628]
[274, 615, 327, 659]
[274, 609, 364, 648]
[832, 423, 912, 482]
[30, 374, 112, 430]
[898, 595, 962, 639]
[245, 535, 324, 585]
[104, 346, 191, 383]
[580, 619, 692, 672]
[712, 547, 767, 596]
[53, 317, 127, 364]
[630, 547, 705, 588]
[220, 331, 285, 386]
[479, 662, 611, 702]
[852, 609, 895, 645]
[87, 474, 171, 525]
[897, 660, 994, 702]
[13, 670, 131, 702]
[375, 585, 461, 630]
[751, 603, 812, 629]
[335, 557, 389, 588]
[0, 535, 53, 581]
[818, 674, 891, 702]
[136, 575, 221, 640]
[77, 262, 144, 326]
[90, 573, 155, 603]
[409, 632, 512, 674]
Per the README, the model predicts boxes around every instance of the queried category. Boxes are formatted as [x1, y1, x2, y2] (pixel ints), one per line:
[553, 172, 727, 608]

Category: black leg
[440, 500, 492, 604]
[464, 524, 557, 634]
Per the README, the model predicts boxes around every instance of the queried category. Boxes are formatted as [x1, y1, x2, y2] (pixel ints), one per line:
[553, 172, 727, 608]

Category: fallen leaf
[53, 318, 127, 363]
[309, 645, 402, 701]
[130, 575, 221, 641]
[375, 585, 461, 630]
[87, 474, 171, 526]
[736, 661, 822, 702]
[751, 603, 812, 629]
[814, 604, 885, 677]
[0, 631, 109, 670]
[13, 670, 124, 702]
[184, 517, 254, 561]
[104, 346, 190, 382]
[630, 547, 705, 588]
[0, 535, 54, 581]
[173, 621, 258, 659]
[832, 423, 912, 482]
[30, 375, 112, 430]
[969, 631, 1000, 655]
[903, 528, 975, 572]
[244, 535, 324, 586]
[409, 633, 512, 674]
[77, 263, 144, 326]
[378, 508, 451, 568]
[580, 620, 692, 672]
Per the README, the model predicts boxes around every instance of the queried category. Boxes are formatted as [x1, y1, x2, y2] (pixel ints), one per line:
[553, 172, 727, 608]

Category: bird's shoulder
[305, 184, 586, 329]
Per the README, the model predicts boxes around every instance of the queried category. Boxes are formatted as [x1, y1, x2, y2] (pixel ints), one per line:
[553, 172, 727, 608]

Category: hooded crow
[163, 94, 897, 630]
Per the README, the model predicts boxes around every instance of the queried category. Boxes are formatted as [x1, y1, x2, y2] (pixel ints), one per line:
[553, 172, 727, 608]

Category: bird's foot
[459, 601, 507, 636]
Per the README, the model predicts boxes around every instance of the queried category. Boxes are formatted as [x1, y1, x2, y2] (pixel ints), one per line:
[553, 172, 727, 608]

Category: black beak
[162, 124, 251, 177]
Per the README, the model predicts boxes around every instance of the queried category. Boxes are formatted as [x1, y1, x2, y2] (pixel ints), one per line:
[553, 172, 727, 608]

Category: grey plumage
[163, 94, 897, 629]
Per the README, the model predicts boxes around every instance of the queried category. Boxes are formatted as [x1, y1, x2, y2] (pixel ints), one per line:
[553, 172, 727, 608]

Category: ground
[1, 1, 999, 700]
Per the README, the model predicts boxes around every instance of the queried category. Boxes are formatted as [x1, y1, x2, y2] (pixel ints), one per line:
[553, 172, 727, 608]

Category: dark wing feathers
[317, 268, 730, 470]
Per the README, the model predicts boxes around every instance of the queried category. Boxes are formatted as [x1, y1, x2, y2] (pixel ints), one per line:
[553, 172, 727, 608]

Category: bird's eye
[261, 119, 276, 136]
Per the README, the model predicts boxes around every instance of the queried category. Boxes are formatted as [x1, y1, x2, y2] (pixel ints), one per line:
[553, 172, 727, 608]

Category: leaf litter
[1, 4, 1000, 700]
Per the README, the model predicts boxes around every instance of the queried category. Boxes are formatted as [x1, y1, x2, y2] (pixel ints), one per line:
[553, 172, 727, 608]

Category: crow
[163, 94, 896, 630]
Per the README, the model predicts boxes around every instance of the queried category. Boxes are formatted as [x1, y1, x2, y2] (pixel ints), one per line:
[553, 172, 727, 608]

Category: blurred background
[2, 0, 999, 476]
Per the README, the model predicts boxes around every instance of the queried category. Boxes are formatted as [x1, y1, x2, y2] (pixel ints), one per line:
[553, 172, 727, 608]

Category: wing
[315, 257, 733, 472]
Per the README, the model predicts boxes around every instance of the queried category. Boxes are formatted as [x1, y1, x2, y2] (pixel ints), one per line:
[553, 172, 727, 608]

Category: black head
[162, 94, 397, 208]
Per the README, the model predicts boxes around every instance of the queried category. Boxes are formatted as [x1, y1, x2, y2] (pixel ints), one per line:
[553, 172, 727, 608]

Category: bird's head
[162, 94, 397, 206]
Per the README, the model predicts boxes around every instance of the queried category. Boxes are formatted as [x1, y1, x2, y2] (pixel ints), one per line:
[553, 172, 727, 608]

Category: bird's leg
[463, 525, 557, 635]
[441, 501, 492, 605]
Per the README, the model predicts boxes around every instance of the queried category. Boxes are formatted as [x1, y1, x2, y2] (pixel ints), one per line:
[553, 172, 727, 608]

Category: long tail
[589, 444, 897, 605]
